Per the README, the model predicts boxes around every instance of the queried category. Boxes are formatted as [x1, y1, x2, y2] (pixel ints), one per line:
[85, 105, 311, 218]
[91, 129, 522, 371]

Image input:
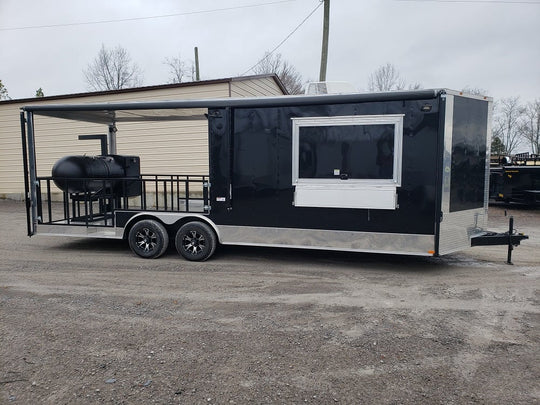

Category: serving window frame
[291, 114, 404, 210]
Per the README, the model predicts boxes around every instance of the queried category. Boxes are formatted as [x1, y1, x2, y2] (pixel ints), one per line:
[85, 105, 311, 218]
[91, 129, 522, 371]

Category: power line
[242, 1, 323, 75]
[394, 0, 540, 4]
[0, 0, 297, 32]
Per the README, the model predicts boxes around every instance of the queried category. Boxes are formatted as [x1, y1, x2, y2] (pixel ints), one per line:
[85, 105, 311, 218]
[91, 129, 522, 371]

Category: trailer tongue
[21, 89, 529, 262]
[470, 215, 528, 265]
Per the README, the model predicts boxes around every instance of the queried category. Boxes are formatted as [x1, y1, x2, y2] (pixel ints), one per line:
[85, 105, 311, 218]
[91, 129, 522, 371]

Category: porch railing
[35, 174, 210, 228]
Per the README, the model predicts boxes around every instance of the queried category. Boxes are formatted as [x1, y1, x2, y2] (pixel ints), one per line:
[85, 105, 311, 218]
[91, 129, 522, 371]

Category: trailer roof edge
[21, 89, 445, 114]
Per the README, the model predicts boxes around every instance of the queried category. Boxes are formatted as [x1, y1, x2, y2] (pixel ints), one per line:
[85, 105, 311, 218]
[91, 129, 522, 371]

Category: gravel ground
[0, 200, 538, 404]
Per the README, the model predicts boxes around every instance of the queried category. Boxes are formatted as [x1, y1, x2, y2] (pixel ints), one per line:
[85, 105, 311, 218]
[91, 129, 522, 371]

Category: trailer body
[20, 89, 527, 260]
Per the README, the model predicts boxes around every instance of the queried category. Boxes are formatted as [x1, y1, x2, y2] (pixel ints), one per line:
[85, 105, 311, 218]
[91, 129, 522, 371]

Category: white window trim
[291, 114, 404, 210]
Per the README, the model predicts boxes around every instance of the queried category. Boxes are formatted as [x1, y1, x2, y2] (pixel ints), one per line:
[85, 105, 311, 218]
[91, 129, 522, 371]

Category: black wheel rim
[182, 230, 206, 255]
[135, 227, 158, 253]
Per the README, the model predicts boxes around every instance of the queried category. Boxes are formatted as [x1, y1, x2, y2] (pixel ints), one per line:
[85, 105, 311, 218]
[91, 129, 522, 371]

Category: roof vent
[305, 81, 356, 95]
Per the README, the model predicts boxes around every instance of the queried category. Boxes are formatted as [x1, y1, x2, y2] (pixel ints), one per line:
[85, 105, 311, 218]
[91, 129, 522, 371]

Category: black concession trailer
[20, 89, 528, 261]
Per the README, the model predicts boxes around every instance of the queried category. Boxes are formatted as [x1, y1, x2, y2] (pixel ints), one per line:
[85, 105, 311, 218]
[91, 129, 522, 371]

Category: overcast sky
[1, 0, 539, 101]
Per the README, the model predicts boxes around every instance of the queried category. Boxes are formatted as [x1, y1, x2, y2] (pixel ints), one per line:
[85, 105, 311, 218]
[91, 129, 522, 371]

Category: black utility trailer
[490, 153, 540, 207]
[21, 89, 527, 261]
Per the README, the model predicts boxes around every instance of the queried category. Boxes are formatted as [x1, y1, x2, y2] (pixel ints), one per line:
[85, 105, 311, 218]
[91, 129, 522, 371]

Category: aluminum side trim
[35, 224, 123, 239]
[441, 94, 454, 214]
[217, 225, 435, 256]
[443, 89, 493, 102]
[438, 208, 487, 255]
[484, 100, 493, 214]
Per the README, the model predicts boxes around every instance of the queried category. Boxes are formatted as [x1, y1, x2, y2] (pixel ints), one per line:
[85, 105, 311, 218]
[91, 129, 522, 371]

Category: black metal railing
[36, 174, 209, 227]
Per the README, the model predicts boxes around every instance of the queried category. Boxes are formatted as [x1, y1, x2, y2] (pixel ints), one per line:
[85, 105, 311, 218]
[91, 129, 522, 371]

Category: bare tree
[368, 63, 407, 92]
[0, 79, 9, 100]
[164, 54, 193, 84]
[408, 82, 423, 90]
[252, 52, 304, 95]
[519, 99, 540, 154]
[84, 44, 142, 91]
[461, 87, 489, 96]
[493, 97, 524, 155]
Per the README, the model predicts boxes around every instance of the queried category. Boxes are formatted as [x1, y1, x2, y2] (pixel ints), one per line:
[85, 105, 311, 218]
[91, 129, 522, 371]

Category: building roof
[0, 74, 288, 105]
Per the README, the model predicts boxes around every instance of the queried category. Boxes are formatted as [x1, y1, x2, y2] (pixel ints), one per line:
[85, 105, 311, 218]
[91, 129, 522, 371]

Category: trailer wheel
[175, 221, 217, 261]
[128, 219, 169, 259]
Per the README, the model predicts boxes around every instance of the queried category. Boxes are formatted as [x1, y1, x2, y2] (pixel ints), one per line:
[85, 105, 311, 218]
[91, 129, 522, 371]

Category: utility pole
[319, 0, 330, 82]
[194, 47, 200, 81]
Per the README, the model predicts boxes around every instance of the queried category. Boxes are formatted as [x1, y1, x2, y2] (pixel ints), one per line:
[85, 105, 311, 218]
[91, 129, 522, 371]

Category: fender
[121, 211, 221, 242]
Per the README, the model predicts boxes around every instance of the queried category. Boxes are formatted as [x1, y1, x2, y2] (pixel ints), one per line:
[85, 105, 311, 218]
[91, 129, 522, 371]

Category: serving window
[292, 115, 404, 209]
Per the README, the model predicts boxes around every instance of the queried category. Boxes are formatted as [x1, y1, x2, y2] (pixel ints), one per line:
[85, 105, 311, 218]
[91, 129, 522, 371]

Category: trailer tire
[128, 219, 169, 259]
[175, 221, 217, 261]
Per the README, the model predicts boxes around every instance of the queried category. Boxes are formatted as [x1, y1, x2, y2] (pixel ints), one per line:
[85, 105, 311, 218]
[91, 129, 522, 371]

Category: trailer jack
[470, 216, 529, 264]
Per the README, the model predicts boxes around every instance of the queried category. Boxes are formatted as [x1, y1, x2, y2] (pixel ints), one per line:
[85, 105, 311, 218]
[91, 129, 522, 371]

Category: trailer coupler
[470, 216, 529, 264]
